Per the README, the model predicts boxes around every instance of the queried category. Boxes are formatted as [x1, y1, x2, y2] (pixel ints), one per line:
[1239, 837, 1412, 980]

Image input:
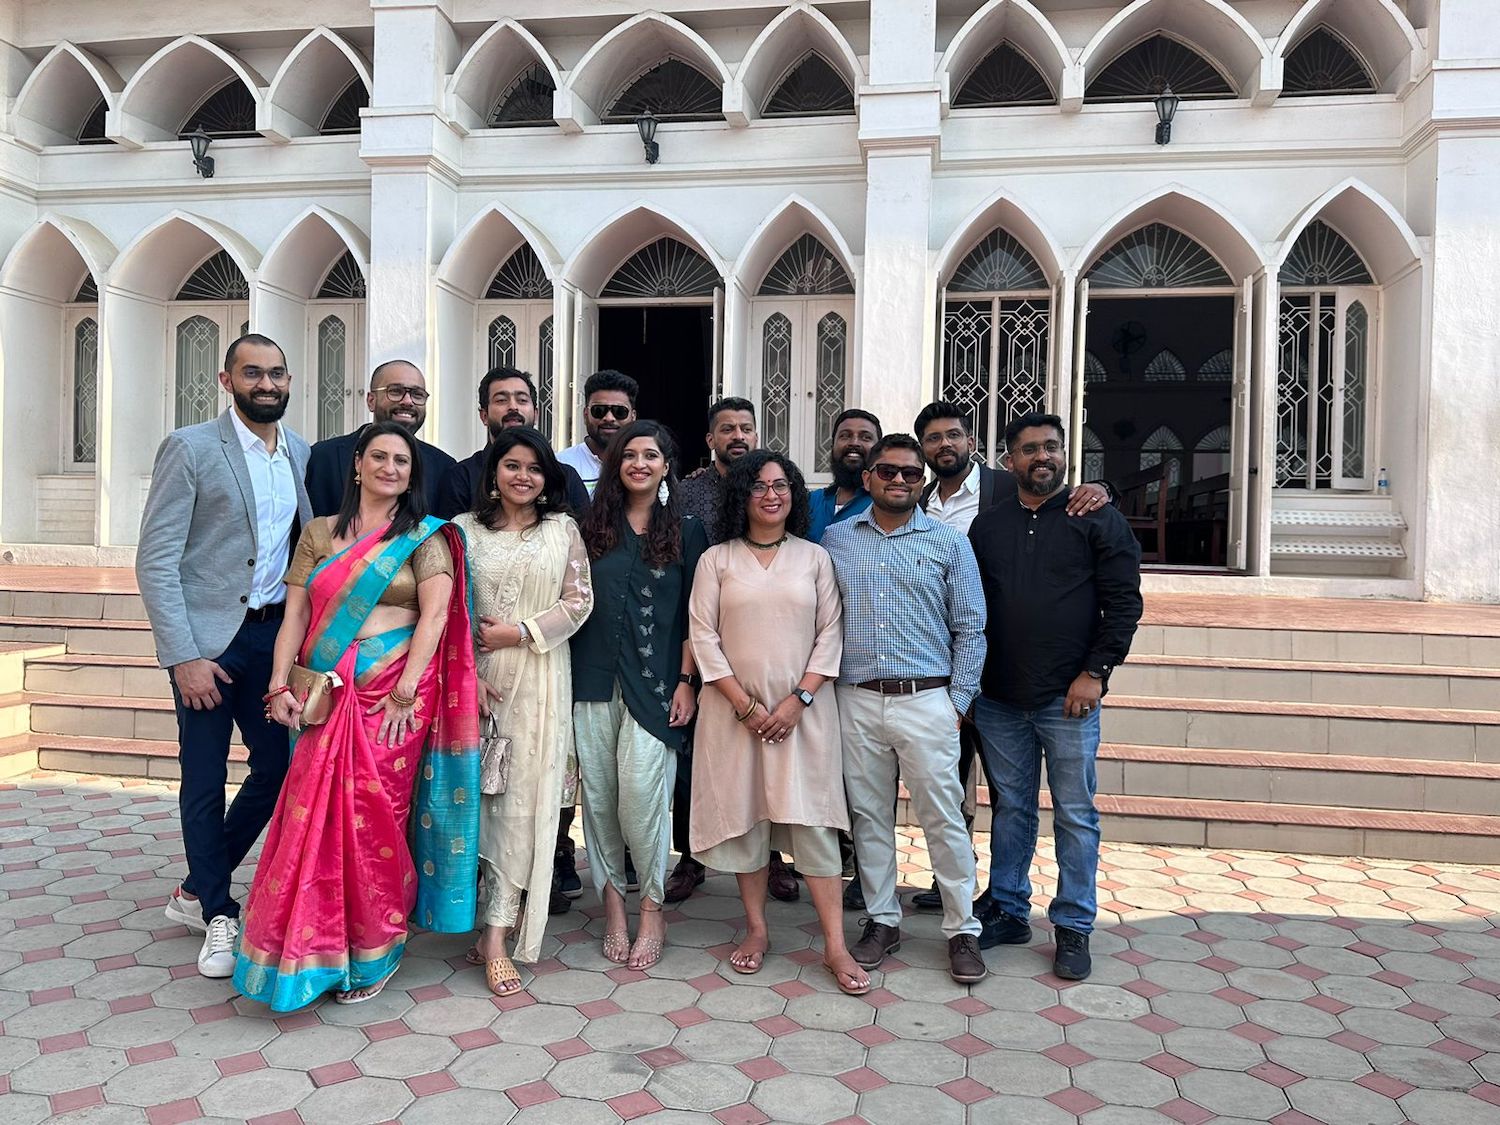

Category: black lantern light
[188, 127, 215, 178]
[1154, 85, 1180, 146]
[635, 109, 660, 164]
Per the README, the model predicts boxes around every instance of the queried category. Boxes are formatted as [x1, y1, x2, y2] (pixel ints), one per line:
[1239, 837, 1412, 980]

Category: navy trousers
[171, 614, 290, 922]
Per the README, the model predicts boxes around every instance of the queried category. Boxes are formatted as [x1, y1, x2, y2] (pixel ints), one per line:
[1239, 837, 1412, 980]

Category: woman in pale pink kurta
[688, 450, 868, 995]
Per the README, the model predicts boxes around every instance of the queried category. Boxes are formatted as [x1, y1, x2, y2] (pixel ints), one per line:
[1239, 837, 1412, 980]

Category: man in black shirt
[303, 360, 457, 516]
[967, 411, 1142, 981]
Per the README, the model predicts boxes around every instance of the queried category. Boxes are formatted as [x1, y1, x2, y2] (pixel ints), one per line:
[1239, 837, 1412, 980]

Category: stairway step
[0, 733, 38, 778]
[0, 617, 155, 656]
[25, 654, 168, 699]
[33, 734, 247, 783]
[26, 692, 237, 745]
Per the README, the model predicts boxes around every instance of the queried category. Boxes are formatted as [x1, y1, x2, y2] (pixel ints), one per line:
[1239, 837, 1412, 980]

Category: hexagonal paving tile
[448, 1042, 555, 1090]
[866, 1038, 966, 1085]
[198, 1067, 315, 1118]
[647, 1060, 753, 1111]
[11, 1044, 128, 1094]
[858, 1081, 968, 1125]
[968, 1048, 1071, 1098]
[356, 1032, 460, 1079]
[874, 999, 968, 1041]
[770, 1029, 866, 1076]
[672, 1019, 771, 1063]
[751, 1072, 859, 1123]
[548, 1051, 652, 1099]
[580, 1011, 678, 1053]
[1071, 1059, 1178, 1108]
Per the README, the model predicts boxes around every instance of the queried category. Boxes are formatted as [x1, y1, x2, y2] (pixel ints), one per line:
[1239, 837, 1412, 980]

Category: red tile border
[736, 1056, 788, 1081]
[1356, 1073, 1415, 1098]
[1249, 1061, 1304, 1088]
[406, 1072, 459, 1096]
[1043, 1043, 1094, 1067]
[637, 1046, 686, 1069]
[848, 1024, 898, 1047]
[712, 1105, 771, 1125]
[310, 1060, 360, 1087]
[1046, 1087, 1105, 1114]
[146, 1097, 202, 1125]
[1158, 1098, 1215, 1124]
[453, 1028, 500, 1051]
[126, 1042, 176, 1065]
[215, 1051, 267, 1077]
[608, 1091, 664, 1120]
[543, 1037, 590, 1061]
[1144, 1052, 1198, 1078]
[938, 1077, 996, 1106]
[507, 1080, 561, 1109]
[836, 1066, 889, 1093]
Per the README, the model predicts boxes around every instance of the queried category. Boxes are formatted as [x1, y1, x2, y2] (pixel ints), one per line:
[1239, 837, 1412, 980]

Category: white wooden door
[308, 302, 365, 441]
[750, 299, 854, 480]
[167, 303, 247, 429]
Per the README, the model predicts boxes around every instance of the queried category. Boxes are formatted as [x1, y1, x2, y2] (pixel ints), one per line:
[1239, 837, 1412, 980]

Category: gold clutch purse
[288, 664, 343, 727]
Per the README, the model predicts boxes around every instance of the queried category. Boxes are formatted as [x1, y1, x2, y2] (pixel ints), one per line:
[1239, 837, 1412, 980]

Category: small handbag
[479, 712, 511, 796]
[287, 664, 343, 727]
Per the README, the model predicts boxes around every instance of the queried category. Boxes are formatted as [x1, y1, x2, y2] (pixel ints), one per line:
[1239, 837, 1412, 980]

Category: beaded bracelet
[262, 685, 293, 703]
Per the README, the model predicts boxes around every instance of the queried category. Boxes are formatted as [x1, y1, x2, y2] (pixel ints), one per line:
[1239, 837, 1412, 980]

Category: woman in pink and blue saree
[234, 422, 480, 1011]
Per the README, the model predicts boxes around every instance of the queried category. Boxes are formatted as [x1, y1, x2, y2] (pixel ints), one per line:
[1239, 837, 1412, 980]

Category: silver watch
[794, 688, 815, 707]
[516, 622, 531, 646]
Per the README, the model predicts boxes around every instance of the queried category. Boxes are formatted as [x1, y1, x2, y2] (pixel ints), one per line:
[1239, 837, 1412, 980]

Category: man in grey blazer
[136, 333, 313, 978]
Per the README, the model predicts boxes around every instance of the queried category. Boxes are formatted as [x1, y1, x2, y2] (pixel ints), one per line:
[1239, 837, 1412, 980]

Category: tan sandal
[827, 961, 871, 996]
[602, 931, 631, 964]
[334, 969, 396, 1005]
[484, 955, 522, 996]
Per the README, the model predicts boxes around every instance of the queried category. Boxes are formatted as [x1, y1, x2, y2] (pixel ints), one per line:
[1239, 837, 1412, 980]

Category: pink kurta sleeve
[806, 546, 843, 679]
[521, 519, 594, 654]
[688, 546, 735, 683]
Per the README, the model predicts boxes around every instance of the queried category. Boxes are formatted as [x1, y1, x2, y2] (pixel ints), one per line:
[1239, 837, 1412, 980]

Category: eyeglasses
[870, 464, 925, 484]
[589, 403, 631, 421]
[380, 386, 429, 404]
[1014, 440, 1064, 457]
[749, 479, 791, 497]
[240, 366, 291, 386]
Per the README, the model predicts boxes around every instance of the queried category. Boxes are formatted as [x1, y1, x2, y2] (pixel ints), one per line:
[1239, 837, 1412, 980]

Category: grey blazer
[136, 409, 313, 668]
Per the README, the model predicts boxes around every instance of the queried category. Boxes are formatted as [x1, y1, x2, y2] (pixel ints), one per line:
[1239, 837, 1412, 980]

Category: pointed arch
[732, 196, 858, 297]
[113, 36, 266, 144]
[937, 0, 1072, 112]
[564, 203, 726, 298]
[110, 212, 260, 303]
[1273, 179, 1422, 285]
[936, 189, 1065, 284]
[262, 27, 372, 141]
[437, 203, 562, 302]
[12, 42, 123, 149]
[1144, 349, 1188, 380]
[1280, 26, 1375, 96]
[261, 207, 370, 300]
[1274, 0, 1422, 97]
[735, 2, 862, 122]
[1, 214, 117, 303]
[1075, 186, 1266, 283]
[563, 12, 733, 130]
[1078, 0, 1270, 100]
[447, 19, 563, 132]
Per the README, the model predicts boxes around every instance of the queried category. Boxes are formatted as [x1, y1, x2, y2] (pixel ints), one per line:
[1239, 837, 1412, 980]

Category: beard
[1018, 462, 1061, 496]
[931, 452, 970, 480]
[831, 456, 865, 492]
[377, 408, 423, 435]
[234, 388, 288, 424]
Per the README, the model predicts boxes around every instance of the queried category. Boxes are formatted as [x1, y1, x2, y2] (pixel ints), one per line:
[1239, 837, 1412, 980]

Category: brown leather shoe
[948, 933, 988, 984]
[663, 857, 705, 903]
[850, 919, 902, 970]
[767, 853, 800, 902]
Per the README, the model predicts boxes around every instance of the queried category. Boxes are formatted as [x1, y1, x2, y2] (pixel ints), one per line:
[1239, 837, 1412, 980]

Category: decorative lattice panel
[316, 251, 366, 299]
[1283, 27, 1376, 97]
[1088, 224, 1230, 289]
[175, 316, 221, 428]
[604, 58, 722, 123]
[954, 42, 1053, 108]
[490, 63, 557, 127]
[488, 315, 518, 369]
[760, 313, 793, 455]
[488, 244, 554, 300]
[948, 230, 1047, 293]
[177, 251, 249, 301]
[602, 238, 719, 299]
[758, 235, 853, 296]
[320, 79, 367, 135]
[1086, 34, 1234, 102]
[1280, 220, 1373, 287]
[72, 318, 98, 462]
[764, 52, 854, 117]
[179, 79, 258, 138]
[814, 313, 848, 472]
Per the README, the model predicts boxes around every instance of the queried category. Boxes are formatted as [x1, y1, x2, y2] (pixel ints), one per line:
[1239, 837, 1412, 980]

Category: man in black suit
[303, 360, 456, 517]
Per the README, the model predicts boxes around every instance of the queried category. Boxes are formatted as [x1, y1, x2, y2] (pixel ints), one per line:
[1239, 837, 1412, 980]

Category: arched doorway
[478, 243, 555, 441]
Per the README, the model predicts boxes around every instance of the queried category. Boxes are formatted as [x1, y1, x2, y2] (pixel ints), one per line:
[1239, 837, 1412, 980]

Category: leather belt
[856, 677, 950, 696]
[244, 602, 285, 623]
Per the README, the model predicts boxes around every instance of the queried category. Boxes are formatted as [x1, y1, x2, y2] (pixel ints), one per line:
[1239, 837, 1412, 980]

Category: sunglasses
[870, 464, 925, 484]
[589, 404, 631, 421]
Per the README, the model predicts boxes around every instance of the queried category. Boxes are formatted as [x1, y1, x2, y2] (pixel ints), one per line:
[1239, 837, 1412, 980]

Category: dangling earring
[657, 479, 670, 507]
[536, 493, 548, 508]
[488, 489, 502, 500]
[354, 472, 361, 484]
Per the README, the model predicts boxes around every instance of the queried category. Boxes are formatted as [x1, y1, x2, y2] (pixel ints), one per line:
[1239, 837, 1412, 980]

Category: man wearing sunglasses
[557, 370, 638, 495]
[303, 360, 457, 517]
[821, 434, 989, 986]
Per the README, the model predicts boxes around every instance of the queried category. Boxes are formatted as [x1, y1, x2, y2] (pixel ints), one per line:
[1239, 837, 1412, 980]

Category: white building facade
[0, 0, 1495, 602]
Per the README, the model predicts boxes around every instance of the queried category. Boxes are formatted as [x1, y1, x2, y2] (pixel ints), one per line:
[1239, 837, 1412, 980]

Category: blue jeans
[973, 694, 1101, 933]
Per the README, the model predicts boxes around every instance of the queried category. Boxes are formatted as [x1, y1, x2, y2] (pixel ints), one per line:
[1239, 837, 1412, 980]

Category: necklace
[744, 533, 788, 550]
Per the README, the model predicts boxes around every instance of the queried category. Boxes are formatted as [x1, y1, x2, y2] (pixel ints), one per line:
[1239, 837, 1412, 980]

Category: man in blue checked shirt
[821, 433, 989, 985]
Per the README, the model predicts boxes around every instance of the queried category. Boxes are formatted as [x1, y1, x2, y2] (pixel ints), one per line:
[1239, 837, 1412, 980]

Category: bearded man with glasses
[821, 434, 989, 986]
[304, 360, 457, 517]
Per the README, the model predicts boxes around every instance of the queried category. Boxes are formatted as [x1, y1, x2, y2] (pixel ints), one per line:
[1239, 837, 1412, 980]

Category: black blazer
[303, 425, 459, 518]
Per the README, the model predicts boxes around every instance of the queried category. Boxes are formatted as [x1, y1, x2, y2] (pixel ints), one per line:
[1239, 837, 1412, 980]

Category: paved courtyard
[2, 774, 1500, 1124]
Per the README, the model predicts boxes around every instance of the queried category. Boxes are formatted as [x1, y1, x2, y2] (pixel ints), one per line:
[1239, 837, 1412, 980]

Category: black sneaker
[978, 909, 1032, 949]
[911, 882, 942, 912]
[548, 886, 571, 915]
[842, 875, 865, 912]
[554, 840, 582, 899]
[1053, 926, 1092, 980]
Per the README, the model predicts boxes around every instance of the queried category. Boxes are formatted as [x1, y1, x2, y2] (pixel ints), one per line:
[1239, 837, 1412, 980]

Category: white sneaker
[165, 887, 207, 933]
[198, 915, 239, 979]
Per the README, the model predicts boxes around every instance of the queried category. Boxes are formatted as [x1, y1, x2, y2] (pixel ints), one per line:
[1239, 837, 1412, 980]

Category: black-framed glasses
[380, 385, 429, 404]
[749, 479, 791, 497]
[240, 366, 291, 386]
[589, 403, 631, 421]
[870, 464, 924, 484]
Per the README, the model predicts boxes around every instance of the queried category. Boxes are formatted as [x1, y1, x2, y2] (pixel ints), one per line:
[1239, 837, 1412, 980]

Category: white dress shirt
[557, 442, 603, 495]
[229, 409, 298, 609]
[926, 461, 982, 535]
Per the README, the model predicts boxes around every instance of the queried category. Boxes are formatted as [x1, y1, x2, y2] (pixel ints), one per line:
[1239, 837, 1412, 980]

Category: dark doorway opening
[598, 305, 714, 472]
[1084, 295, 1235, 568]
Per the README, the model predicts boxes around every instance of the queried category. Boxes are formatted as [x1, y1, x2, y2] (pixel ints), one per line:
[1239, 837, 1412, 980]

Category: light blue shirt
[229, 408, 297, 609]
[821, 506, 987, 714]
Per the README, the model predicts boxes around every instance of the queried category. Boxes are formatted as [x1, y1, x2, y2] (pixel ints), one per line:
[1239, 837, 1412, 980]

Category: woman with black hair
[452, 427, 593, 994]
[573, 420, 706, 969]
[687, 450, 867, 994]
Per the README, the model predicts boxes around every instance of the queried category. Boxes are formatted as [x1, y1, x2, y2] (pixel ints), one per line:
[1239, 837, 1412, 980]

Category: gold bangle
[388, 689, 416, 708]
[735, 698, 760, 723]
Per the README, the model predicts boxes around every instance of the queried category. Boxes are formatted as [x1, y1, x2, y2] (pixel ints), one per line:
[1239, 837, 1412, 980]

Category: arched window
[317, 251, 367, 299]
[1084, 351, 1106, 383]
[487, 244, 554, 300]
[603, 58, 723, 123]
[601, 238, 719, 299]
[319, 79, 367, 136]
[317, 315, 347, 441]
[1279, 221, 1373, 286]
[177, 251, 250, 301]
[488, 315, 518, 368]
[760, 312, 794, 455]
[953, 42, 1053, 108]
[1086, 34, 1234, 102]
[1144, 349, 1186, 382]
[489, 63, 556, 127]
[75, 275, 99, 303]
[178, 80, 258, 139]
[814, 313, 848, 472]
[1197, 348, 1233, 381]
[537, 316, 555, 440]
[763, 52, 854, 117]
[1283, 27, 1376, 97]
[948, 230, 1047, 293]
[72, 317, 99, 463]
[758, 235, 853, 296]
[1140, 425, 1183, 495]
[1194, 424, 1232, 480]
[175, 315, 221, 427]
[78, 98, 110, 145]
[1082, 426, 1104, 483]
[1088, 224, 1231, 289]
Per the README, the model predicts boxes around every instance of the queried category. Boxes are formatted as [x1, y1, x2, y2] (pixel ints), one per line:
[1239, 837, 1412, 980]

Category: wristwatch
[1085, 666, 1109, 680]
[515, 622, 531, 647]
[794, 688, 815, 707]
[678, 673, 700, 688]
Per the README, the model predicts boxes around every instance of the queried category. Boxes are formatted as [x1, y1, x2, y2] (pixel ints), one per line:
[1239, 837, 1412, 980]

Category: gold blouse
[283, 519, 454, 610]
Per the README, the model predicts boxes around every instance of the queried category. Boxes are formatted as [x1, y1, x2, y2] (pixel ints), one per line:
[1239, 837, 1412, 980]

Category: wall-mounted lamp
[1154, 86, 1179, 146]
[635, 110, 659, 164]
[189, 127, 215, 178]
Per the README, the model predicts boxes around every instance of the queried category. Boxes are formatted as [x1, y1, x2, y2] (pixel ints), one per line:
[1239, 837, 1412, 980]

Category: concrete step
[25, 653, 167, 699]
[33, 734, 247, 784]
[0, 733, 38, 778]
[1103, 695, 1500, 763]
[0, 589, 146, 622]
[0, 617, 155, 656]
[1138, 623, 1500, 668]
[0, 691, 30, 739]
[1113, 654, 1500, 711]
[26, 692, 239, 745]
[0, 640, 66, 693]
